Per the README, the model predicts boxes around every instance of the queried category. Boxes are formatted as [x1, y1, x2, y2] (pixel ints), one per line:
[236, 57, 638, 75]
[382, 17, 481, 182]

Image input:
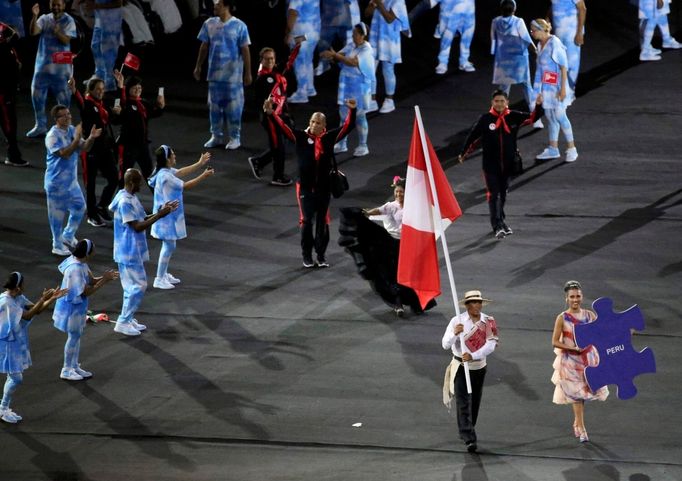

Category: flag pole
[414, 106, 472, 394]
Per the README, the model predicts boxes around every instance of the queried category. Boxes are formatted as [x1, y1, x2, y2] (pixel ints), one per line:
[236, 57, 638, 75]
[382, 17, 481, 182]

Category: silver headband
[85, 239, 93, 255]
[356, 22, 368, 37]
[12, 272, 22, 287]
[531, 20, 545, 31]
[161, 144, 171, 160]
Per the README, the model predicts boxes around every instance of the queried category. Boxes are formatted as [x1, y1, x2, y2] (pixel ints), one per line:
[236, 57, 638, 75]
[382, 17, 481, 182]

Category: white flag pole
[414, 106, 471, 394]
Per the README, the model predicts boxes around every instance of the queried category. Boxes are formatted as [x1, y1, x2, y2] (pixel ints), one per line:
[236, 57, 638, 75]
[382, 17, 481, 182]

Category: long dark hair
[152, 144, 173, 176]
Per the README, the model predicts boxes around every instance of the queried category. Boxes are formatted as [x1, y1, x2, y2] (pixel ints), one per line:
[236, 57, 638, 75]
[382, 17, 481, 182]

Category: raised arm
[176, 152, 211, 178]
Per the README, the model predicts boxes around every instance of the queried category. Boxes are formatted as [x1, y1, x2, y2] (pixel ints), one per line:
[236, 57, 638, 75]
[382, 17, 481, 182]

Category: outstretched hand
[159, 200, 180, 217]
[199, 152, 211, 165]
[102, 269, 119, 282]
[89, 125, 103, 139]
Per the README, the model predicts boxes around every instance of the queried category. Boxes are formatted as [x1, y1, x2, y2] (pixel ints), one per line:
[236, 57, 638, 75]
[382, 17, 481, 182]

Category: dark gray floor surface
[1, 13, 681, 481]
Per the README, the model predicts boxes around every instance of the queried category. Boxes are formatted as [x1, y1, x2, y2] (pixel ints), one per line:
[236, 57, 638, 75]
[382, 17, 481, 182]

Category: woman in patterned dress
[1, 272, 66, 423]
[148, 146, 214, 289]
[551, 280, 609, 442]
[530, 18, 579, 162]
[321, 22, 375, 157]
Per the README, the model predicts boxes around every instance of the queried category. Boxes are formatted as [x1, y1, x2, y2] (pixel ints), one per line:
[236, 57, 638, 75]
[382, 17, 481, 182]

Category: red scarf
[489, 107, 511, 133]
[306, 129, 327, 161]
[86, 94, 109, 126]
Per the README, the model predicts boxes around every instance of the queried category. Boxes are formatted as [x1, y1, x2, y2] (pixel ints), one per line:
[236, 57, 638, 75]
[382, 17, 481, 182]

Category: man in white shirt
[442, 289, 499, 452]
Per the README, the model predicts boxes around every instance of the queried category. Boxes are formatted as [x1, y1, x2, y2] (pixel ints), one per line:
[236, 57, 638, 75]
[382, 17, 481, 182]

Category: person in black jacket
[248, 42, 301, 186]
[458, 90, 544, 239]
[112, 69, 164, 189]
[266, 97, 356, 268]
[69, 76, 121, 227]
[0, 22, 27, 167]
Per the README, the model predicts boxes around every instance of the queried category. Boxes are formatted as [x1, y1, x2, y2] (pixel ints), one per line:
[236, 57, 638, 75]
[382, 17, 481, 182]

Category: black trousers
[84, 145, 118, 217]
[454, 364, 487, 443]
[0, 93, 22, 162]
[252, 114, 287, 179]
[118, 142, 154, 189]
[483, 171, 509, 230]
[299, 188, 330, 258]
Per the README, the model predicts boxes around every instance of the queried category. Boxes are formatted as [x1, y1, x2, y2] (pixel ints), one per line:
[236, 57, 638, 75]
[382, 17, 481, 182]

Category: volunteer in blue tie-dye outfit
[491, 0, 537, 125]
[90, 0, 122, 92]
[27, 0, 77, 138]
[285, 0, 321, 104]
[109, 169, 178, 336]
[1, 272, 66, 424]
[530, 19, 578, 163]
[365, 0, 410, 114]
[149, 146, 214, 290]
[322, 23, 375, 157]
[194, 0, 252, 150]
[315, 0, 360, 77]
[550, 0, 586, 94]
[52, 239, 118, 381]
[639, 0, 682, 61]
[431, 0, 475, 75]
[44, 105, 101, 256]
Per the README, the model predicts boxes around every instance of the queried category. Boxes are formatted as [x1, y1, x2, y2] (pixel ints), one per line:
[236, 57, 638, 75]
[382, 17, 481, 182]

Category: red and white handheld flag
[398, 111, 462, 309]
[122, 52, 141, 71]
[52, 51, 76, 64]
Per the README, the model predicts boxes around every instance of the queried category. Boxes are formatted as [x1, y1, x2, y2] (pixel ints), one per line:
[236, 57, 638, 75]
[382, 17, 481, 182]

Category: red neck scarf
[86, 94, 109, 126]
[489, 107, 511, 133]
[306, 129, 327, 161]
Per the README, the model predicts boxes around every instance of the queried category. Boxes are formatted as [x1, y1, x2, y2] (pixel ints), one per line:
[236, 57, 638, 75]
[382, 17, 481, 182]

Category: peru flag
[397, 115, 462, 309]
[123, 52, 141, 71]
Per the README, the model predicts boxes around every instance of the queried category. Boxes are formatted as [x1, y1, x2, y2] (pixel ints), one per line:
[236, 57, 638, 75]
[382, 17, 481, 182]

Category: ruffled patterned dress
[552, 309, 609, 403]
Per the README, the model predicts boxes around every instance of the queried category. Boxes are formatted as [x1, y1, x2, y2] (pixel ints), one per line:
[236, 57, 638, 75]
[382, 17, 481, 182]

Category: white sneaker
[532, 119, 544, 129]
[639, 50, 661, 61]
[288, 91, 308, 104]
[225, 139, 241, 150]
[153, 276, 175, 289]
[307, 89, 317, 97]
[74, 365, 93, 378]
[62, 237, 78, 249]
[662, 39, 682, 49]
[565, 147, 578, 162]
[314, 62, 330, 76]
[536, 147, 561, 160]
[131, 319, 147, 331]
[379, 98, 395, 114]
[165, 273, 181, 284]
[114, 322, 141, 336]
[60, 368, 84, 381]
[435, 63, 447, 75]
[353, 145, 369, 157]
[334, 143, 348, 154]
[203, 135, 224, 148]
[52, 246, 71, 256]
[648, 47, 662, 54]
[459, 62, 476, 73]
[366, 100, 379, 113]
[26, 125, 47, 137]
[0, 408, 19, 423]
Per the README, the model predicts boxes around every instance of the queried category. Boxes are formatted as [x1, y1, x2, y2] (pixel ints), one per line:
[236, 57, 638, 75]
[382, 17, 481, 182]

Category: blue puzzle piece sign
[574, 297, 656, 400]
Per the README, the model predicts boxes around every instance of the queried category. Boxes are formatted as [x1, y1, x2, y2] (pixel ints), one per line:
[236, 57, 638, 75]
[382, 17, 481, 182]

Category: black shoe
[302, 255, 315, 268]
[4, 158, 29, 167]
[502, 223, 513, 235]
[394, 305, 405, 317]
[466, 441, 478, 453]
[315, 256, 329, 268]
[270, 175, 293, 186]
[494, 227, 506, 239]
[97, 206, 113, 223]
[248, 157, 262, 180]
[87, 214, 106, 228]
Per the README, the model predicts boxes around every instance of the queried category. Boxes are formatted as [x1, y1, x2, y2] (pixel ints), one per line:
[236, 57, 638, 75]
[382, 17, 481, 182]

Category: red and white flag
[123, 52, 141, 71]
[398, 115, 462, 309]
[52, 51, 76, 64]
